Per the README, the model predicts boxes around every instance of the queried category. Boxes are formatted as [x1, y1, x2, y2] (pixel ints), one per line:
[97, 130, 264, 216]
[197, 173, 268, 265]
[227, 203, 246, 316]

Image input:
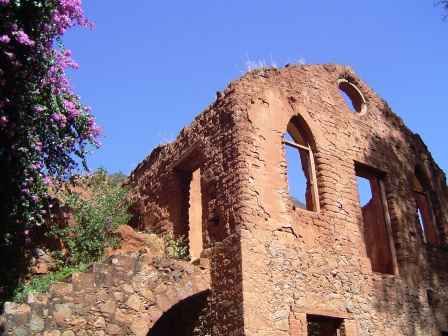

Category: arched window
[283, 116, 319, 212]
[413, 168, 440, 245]
[338, 78, 367, 114]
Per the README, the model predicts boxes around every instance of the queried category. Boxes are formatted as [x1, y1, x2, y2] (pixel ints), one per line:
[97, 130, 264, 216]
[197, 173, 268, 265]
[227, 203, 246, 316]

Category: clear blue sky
[64, 1, 447, 176]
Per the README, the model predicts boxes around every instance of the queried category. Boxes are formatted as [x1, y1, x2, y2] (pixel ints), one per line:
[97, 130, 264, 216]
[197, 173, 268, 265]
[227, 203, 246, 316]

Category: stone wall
[129, 64, 448, 335]
[0, 252, 210, 336]
[128, 88, 249, 335]
[233, 64, 448, 336]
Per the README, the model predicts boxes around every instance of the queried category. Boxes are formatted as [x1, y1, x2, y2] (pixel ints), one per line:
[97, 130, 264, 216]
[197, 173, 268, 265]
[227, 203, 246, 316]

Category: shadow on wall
[0, 226, 44, 304]
[147, 290, 210, 336]
[362, 126, 448, 334]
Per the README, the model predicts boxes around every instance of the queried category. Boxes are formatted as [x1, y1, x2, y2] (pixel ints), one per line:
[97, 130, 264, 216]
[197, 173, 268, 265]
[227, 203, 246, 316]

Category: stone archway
[147, 290, 210, 336]
[0, 253, 211, 335]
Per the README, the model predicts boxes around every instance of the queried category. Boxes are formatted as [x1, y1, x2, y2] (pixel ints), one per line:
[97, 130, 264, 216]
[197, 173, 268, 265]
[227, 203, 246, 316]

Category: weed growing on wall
[12, 264, 87, 303]
[164, 232, 189, 260]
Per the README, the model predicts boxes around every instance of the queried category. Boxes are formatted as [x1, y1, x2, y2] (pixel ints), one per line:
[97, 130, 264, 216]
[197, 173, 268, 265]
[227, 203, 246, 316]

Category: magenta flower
[1, 0, 99, 229]
[14, 30, 35, 47]
[0, 35, 10, 43]
[51, 113, 60, 122]
[63, 99, 76, 110]
[63, 99, 81, 118]
[51, 113, 67, 127]
[33, 105, 47, 113]
[0, 116, 8, 126]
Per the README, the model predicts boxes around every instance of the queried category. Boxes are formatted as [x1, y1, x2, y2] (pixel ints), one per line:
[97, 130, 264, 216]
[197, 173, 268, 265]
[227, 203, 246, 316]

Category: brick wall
[129, 64, 448, 336]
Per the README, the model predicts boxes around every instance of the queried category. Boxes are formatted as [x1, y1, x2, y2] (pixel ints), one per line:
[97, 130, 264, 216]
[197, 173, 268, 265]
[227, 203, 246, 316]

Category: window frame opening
[338, 78, 367, 115]
[174, 160, 205, 261]
[307, 314, 344, 336]
[188, 168, 204, 260]
[413, 168, 440, 246]
[283, 116, 320, 212]
[355, 162, 397, 275]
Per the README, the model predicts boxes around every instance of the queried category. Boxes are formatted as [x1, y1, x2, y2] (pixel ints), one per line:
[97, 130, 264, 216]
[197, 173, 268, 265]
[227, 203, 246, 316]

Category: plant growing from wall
[12, 263, 87, 302]
[164, 232, 189, 260]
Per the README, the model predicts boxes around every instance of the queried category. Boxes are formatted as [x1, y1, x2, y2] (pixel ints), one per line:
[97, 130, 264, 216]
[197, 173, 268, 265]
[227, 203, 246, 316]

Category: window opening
[175, 165, 204, 261]
[283, 117, 319, 212]
[413, 170, 440, 245]
[356, 176, 373, 207]
[307, 315, 345, 336]
[285, 144, 308, 209]
[338, 79, 367, 114]
[416, 207, 426, 242]
[356, 163, 395, 274]
[188, 168, 203, 260]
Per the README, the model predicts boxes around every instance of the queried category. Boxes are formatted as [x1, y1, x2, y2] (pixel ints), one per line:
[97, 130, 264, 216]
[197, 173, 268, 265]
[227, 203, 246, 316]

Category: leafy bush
[164, 232, 189, 260]
[49, 169, 131, 265]
[9, 170, 130, 302]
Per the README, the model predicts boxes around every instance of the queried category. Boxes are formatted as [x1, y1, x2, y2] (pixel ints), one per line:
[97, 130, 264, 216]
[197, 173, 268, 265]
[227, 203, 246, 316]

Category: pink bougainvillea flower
[0, 35, 10, 43]
[51, 113, 67, 127]
[14, 30, 35, 47]
[1, 0, 99, 229]
[33, 105, 47, 113]
[63, 99, 81, 118]
[0, 116, 8, 126]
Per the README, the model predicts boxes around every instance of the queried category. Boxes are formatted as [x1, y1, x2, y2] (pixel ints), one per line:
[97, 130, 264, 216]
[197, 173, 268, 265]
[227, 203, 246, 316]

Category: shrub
[49, 169, 131, 265]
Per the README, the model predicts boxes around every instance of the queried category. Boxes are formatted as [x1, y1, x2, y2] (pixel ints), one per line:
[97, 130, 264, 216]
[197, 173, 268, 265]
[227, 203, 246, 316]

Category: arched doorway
[147, 290, 210, 336]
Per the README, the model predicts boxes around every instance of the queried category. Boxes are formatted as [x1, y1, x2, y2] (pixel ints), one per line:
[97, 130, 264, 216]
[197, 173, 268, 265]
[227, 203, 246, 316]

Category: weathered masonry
[129, 64, 448, 336]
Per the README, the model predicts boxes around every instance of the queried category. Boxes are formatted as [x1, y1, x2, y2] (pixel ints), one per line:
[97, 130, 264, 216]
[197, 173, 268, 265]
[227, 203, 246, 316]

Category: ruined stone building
[2, 64, 447, 336]
[129, 64, 448, 335]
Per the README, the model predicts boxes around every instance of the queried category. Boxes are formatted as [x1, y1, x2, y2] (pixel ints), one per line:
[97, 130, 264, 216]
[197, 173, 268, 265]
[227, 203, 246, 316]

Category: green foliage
[4, 169, 131, 302]
[12, 264, 87, 303]
[164, 232, 189, 260]
[50, 169, 131, 265]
